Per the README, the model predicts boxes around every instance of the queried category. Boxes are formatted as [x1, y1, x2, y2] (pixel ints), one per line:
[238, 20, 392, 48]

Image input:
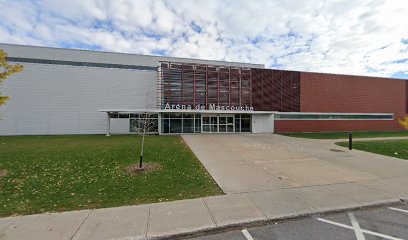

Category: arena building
[0, 43, 407, 135]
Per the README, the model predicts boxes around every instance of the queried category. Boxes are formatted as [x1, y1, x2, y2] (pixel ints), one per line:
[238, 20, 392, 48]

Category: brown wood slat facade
[160, 62, 252, 109]
[251, 68, 301, 112]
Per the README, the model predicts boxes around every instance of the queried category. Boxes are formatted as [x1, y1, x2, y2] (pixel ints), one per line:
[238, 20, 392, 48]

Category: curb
[146, 199, 404, 240]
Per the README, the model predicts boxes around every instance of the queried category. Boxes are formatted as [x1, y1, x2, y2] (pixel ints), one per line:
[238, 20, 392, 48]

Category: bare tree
[132, 93, 157, 168]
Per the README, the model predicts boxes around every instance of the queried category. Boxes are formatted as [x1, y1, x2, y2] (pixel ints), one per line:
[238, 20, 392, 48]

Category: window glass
[183, 113, 194, 118]
[235, 118, 241, 132]
[130, 119, 138, 132]
[170, 113, 182, 118]
[300, 115, 319, 119]
[241, 118, 251, 132]
[161, 119, 169, 133]
[170, 119, 182, 133]
[195, 119, 201, 132]
[377, 115, 393, 119]
[227, 117, 234, 124]
[150, 119, 159, 132]
[203, 125, 210, 132]
[119, 113, 129, 118]
[183, 119, 194, 133]
[109, 113, 118, 118]
[275, 114, 394, 120]
[278, 114, 299, 119]
[203, 117, 210, 124]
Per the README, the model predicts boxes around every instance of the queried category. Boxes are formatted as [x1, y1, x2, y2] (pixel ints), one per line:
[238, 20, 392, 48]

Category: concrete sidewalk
[1, 134, 408, 240]
[1, 177, 407, 240]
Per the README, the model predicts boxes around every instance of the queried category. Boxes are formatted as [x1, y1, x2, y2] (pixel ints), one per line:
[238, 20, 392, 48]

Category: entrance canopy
[99, 109, 276, 115]
[99, 109, 394, 135]
[99, 109, 274, 135]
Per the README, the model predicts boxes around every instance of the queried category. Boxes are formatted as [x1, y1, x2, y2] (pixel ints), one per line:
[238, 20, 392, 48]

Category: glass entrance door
[202, 115, 234, 133]
[218, 116, 235, 132]
[202, 116, 217, 133]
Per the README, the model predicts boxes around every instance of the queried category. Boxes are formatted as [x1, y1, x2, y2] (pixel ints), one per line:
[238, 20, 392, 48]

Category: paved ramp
[182, 134, 408, 194]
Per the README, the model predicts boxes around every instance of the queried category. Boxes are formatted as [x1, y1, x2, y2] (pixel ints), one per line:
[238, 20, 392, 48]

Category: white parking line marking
[348, 213, 366, 240]
[389, 207, 408, 214]
[317, 217, 403, 240]
[242, 229, 255, 240]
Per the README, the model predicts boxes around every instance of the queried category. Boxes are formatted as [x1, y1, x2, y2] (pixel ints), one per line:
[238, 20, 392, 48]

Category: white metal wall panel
[0, 63, 157, 135]
[110, 119, 130, 134]
[0, 43, 264, 68]
[252, 114, 274, 133]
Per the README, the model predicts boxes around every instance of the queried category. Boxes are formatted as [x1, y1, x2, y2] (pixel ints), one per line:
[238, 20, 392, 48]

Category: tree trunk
[139, 113, 148, 168]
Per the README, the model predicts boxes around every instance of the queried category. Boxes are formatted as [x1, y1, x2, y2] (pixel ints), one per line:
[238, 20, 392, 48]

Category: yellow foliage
[398, 114, 408, 130]
[0, 96, 10, 106]
[0, 49, 24, 106]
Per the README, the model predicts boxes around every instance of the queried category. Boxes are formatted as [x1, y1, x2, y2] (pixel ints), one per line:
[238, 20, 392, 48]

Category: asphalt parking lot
[185, 203, 408, 240]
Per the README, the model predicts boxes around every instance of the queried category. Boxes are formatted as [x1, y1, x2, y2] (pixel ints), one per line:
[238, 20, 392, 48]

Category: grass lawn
[279, 131, 408, 139]
[336, 140, 408, 160]
[0, 135, 222, 217]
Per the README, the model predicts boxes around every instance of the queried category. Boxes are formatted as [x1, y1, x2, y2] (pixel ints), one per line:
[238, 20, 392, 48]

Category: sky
[0, 0, 407, 79]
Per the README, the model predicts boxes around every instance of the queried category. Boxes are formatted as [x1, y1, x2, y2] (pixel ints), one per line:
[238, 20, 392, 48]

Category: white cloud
[0, 0, 407, 78]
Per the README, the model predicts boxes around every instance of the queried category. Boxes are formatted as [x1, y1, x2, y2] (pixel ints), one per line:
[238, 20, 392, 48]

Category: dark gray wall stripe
[7, 57, 158, 71]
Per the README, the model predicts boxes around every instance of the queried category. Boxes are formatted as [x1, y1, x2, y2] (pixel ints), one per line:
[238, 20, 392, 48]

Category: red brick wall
[275, 72, 407, 133]
[275, 120, 405, 133]
[251, 68, 300, 112]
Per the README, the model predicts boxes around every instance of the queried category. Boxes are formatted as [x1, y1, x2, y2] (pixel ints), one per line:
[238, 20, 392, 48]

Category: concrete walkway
[182, 134, 408, 193]
[1, 134, 408, 240]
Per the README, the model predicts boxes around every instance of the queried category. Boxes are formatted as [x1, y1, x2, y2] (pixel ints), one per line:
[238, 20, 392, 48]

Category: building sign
[164, 103, 254, 111]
